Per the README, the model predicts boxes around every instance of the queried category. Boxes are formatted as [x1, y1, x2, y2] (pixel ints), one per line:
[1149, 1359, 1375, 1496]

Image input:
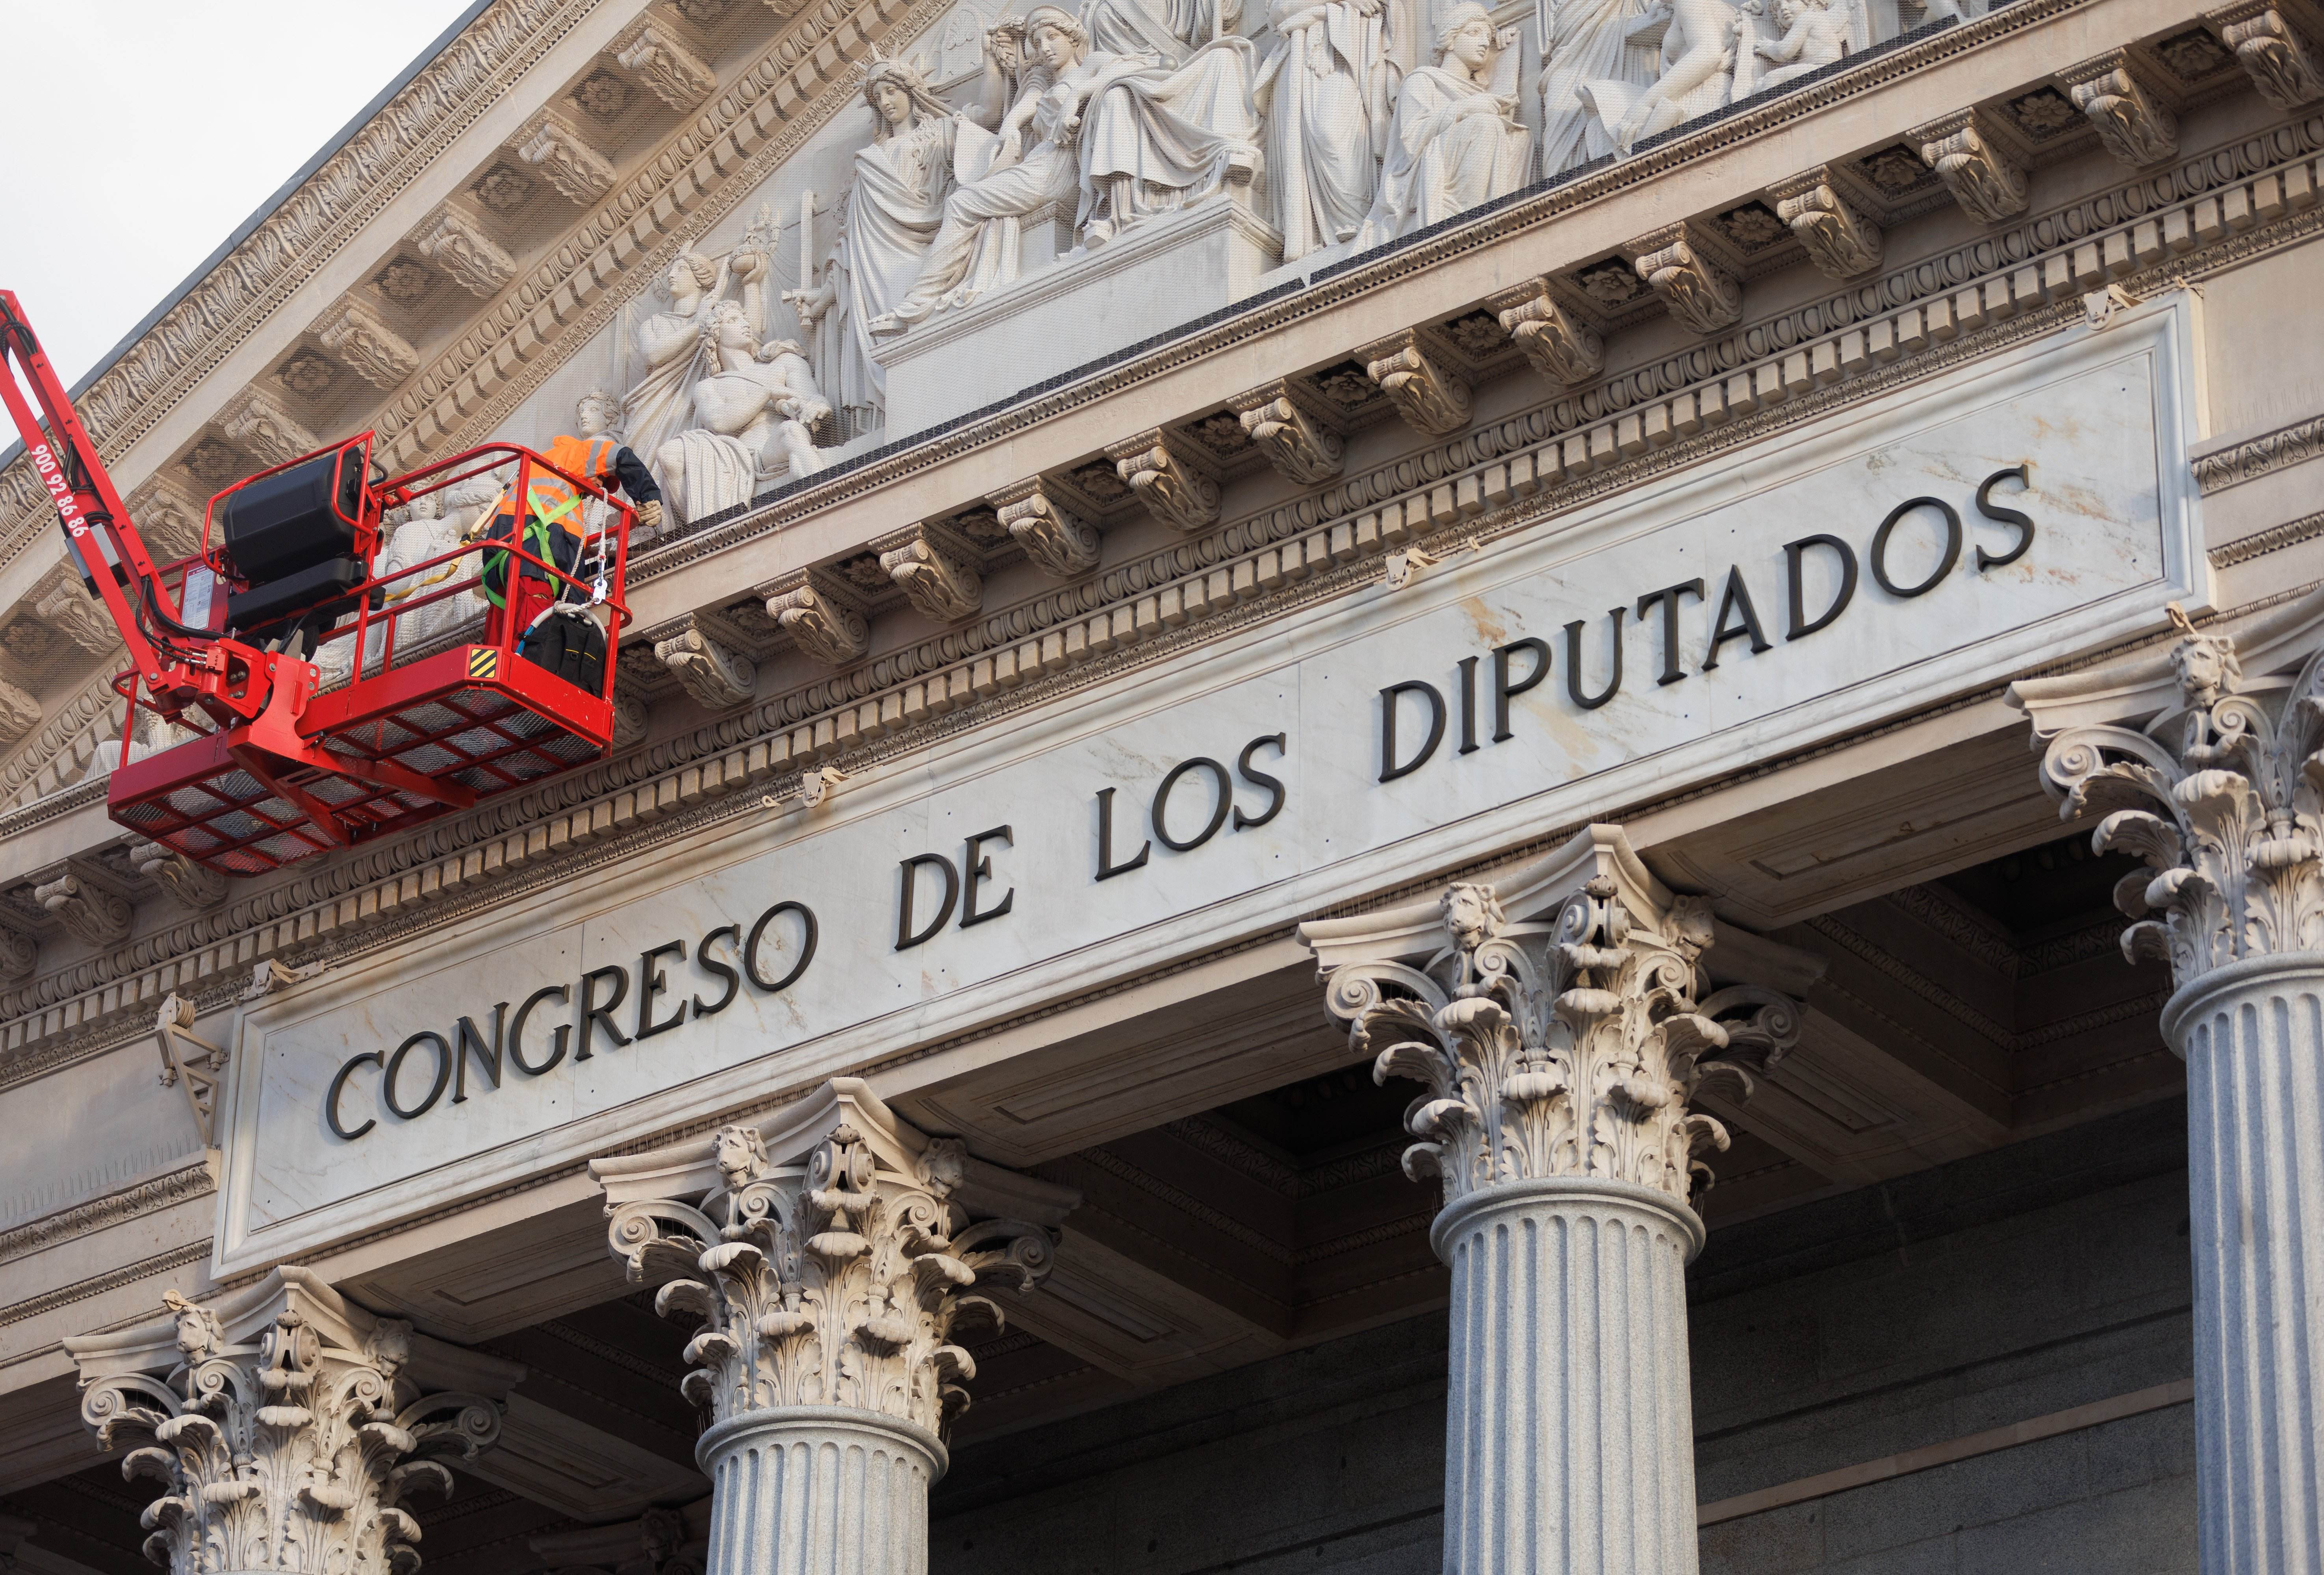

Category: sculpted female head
[666, 251, 720, 300]
[862, 54, 948, 135]
[1024, 6, 1087, 68]
[1433, 2, 1499, 70]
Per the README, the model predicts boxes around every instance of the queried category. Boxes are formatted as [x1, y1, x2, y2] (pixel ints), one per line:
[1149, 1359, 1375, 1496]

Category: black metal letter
[1379, 681, 1447, 782]
[1973, 465, 2035, 569]
[745, 902, 818, 991]
[694, 923, 742, 1017]
[576, 965, 632, 1060]
[636, 941, 687, 1040]
[1564, 608, 1625, 710]
[896, 856, 958, 949]
[1870, 497, 1962, 597]
[1491, 637, 1550, 742]
[1097, 787, 1152, 880]
[384, 1031, 452, 1120]
[1233, 734, 1287, 830]
[1153, 759, 1232, 851]
[1700, 566, 1773, 672]
[1636, 580, 1705, 686]
[326, 1050, 382, 1141]
[1783, 535, 1858, 639]
[961, 826, 1015, 927]
[451, 1003, 507, 1104]
[509, 985, 570, 1075]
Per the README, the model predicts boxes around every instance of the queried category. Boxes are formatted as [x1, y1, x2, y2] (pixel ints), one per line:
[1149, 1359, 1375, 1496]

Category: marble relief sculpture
[1354, 5, 1530, 247]
[783, 53, 1003, 430]
[1074, 0, 1264, 241]
[1253, 0, 1399, 260]
[1745, 0, 1846, 90]
[1536, 0, 1655, 174]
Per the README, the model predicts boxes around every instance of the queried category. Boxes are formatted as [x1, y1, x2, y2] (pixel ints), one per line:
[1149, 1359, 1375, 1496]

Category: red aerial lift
[0, 290, 636, 876]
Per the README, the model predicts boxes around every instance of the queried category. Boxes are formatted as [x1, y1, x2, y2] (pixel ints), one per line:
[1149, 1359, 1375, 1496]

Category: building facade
[1, 0, 2321, 1569]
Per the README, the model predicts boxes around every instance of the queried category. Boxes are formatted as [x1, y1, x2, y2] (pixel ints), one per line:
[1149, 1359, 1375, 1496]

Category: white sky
[0, 1, 480, 389]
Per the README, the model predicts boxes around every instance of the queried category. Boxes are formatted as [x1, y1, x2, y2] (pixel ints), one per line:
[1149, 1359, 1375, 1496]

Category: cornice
[0, 1160, 214, 1268]
[2, 115, 2319, 1088]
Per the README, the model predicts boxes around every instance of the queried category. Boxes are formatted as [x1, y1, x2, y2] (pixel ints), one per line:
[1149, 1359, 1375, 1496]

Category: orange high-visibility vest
[481, 434, 619, 606]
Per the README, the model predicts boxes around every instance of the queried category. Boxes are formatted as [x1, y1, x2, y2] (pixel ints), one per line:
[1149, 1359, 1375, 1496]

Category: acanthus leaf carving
[600, 1080, 1062, 1438]
[762, 568, 871, 666]
[1304, 827, 1801, 1213]
[215, 386, 320, 470]
[0, 917, 33, 983]
[1768, 167, 1886, 280]
[653, 613, 759, 711]
[2061, 52, 2181, 167]
[131, 839, 229, 912]
[1105, 429, 1222, 534]
[2210, 0, 2324, 107]
[1486, 282, 1606, 388]
[124, 475, 208, 562]
[313, 296, 421, 390]
[2032, 611, 2324, 989]
[875, 523, 984, 624]
[33, 868, 132, 948]
[612, 13, 720, 109]
[33, 581, 119, 659]
[1357, 330, 1474, 436]
[0, 675, 37, 749]
[63, 1271, 514, 1575]
[989, 480, 1101, 579]
[1914, 108, 2031, 226]
[409, 202, 516, 299]
[1623, 224, 1745, 336]
[1230, 382, 1347, 485]
[512, 107, 620, 204]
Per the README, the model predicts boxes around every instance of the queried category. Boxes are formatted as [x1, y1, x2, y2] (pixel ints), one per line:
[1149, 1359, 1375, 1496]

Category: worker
[473, 392, 664, 691]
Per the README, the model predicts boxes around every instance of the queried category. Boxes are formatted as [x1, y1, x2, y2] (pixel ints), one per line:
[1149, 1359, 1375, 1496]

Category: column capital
[592, 1078, 1078, 1444]
[1298, 825, 1803, 1221]
[2017, 594, 2324, 991]
[59, 1267, 519, 1575]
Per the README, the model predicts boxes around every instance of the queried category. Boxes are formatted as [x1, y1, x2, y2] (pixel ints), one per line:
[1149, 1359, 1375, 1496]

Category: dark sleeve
[610, 446, 662, 506]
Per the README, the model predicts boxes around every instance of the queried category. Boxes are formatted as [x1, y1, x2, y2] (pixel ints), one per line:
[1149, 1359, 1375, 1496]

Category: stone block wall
[931, 1099, 2196, 1575]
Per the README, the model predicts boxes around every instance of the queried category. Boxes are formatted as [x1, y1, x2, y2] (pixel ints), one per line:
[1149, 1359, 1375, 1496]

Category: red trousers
[484, 576, 556, 652]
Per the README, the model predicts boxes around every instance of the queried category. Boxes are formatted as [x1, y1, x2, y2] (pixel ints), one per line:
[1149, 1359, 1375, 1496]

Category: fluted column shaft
[699, 1407, 943, 1575]
[2164, 954, 2324, 1575]
[1438, 1178, 1704, 1575]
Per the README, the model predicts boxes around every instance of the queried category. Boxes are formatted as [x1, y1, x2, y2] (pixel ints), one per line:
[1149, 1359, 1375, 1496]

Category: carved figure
[1536, 0, 1656, 174]
[1072, 12, 1263, 242]
[1578, 0, 1739, 152]
[1747, 0, 1843, 91]
[1353, 5, 1531, 248]
[784, 54, 991, 433]
[1253, 0, 1397, 260]
[658, 300, 831, 522]
[621, 250, 737, 471]
[1081, 0, 1242, 62]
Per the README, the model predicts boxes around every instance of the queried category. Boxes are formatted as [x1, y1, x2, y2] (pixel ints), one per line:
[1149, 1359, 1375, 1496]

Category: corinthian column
[59, 1267, 517, 1575]
[2019, 601, 2324, 1575]
[1300, 826, 1799, 1575]
[592, 1078, 1076, 1575]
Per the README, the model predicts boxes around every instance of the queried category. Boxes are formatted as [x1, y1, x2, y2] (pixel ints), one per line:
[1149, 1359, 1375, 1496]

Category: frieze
[0, 1160, 215, 1268]
[0, 144, 2309, 1075]
[2192, 407, 2324, 489]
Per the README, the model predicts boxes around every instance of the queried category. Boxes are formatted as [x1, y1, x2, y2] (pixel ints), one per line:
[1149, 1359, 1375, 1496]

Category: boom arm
[0, 290, 260, 726]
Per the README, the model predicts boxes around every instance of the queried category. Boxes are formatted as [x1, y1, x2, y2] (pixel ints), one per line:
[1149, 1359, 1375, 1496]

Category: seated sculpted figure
[1746, 0, 1844, 91]
[1578, 0, 1740, 152]
[1073, 0, 1262, 243]
[1352, 4, 1530, 249]
[657, 299, 830, 521]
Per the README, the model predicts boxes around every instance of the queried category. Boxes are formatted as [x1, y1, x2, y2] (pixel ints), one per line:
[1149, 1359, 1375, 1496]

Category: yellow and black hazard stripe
[467, 647, 499, 682]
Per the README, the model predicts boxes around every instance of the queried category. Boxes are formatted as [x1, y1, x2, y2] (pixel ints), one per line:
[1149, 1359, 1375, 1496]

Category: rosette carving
[1316, 840, 1796, 1212]
[2035, 610, 2324, 987]
[66, 1275, 504, 1575]
[604, 1086, 1057, 1438]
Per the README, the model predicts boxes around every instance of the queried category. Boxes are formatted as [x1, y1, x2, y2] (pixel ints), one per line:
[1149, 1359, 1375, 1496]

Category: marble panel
[214, 299, 2205, 1275]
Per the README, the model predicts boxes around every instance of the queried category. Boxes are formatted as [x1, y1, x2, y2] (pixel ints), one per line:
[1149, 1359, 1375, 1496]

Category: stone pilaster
[2022, 607, 2324, 1574]
[59, 1267, 518, 1575]
[593, 1079, 1076, 1575]
[1300, 825, 1798, 1575]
